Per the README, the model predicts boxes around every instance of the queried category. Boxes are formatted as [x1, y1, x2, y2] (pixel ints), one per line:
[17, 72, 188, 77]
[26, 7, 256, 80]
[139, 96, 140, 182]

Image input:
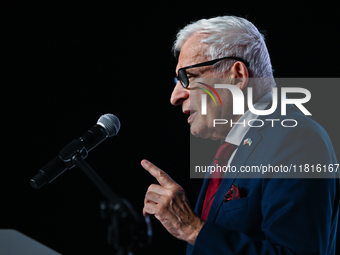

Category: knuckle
[157, 204, 166, 214]
[167, 187, 183, 198]
[168, 189, 176, 198]
[147, 184, 157, 192]
[177, 184, 184, 192]
[145, 192, 156, 202]
[144, 196, 150, 204]
[158, 170, 169, 179]
[163, 196, 171, 205]
[143, 204, 149, 212]
[145, 192, 151, 200]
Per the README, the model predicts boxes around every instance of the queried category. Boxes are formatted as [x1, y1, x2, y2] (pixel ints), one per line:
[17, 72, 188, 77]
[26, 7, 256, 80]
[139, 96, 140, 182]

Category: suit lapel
[206, 129, 262, 222]
[205, 103, 289, 222]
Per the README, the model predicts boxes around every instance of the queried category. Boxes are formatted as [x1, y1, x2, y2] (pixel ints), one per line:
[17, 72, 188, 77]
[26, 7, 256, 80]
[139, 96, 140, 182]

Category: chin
[190, 125, 212, 139]
[191, 123, 225, 140]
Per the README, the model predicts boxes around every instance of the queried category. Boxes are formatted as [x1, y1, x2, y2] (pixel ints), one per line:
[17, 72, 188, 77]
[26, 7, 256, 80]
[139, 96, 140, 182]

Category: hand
[141, 159, 204, 245]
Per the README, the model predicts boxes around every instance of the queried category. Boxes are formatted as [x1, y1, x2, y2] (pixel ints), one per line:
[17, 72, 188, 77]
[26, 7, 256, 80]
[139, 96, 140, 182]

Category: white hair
[173, 16, 274, 84]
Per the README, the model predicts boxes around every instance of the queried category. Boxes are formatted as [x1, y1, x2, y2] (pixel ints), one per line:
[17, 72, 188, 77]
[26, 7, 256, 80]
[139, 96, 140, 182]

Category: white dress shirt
[224, 92, 272, 166]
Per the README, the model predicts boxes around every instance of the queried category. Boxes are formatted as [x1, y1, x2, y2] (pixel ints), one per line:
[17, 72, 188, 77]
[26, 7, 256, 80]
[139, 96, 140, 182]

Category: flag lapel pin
[243, 138, 252, 146]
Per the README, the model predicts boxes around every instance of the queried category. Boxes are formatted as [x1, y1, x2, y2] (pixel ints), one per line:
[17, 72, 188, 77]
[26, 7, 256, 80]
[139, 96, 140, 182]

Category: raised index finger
[141, 159, 177, 188]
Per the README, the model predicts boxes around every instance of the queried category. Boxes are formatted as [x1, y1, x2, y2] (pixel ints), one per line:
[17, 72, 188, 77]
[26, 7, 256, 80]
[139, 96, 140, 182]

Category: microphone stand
[72, 153, 152, 255]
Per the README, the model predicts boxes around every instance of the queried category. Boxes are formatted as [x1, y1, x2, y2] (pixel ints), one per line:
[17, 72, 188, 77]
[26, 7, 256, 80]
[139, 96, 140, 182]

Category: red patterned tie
[201, 142, 237, 221]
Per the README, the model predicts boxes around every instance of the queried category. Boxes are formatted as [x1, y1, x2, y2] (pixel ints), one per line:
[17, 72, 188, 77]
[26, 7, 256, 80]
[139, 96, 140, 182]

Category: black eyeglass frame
[175, 56, 250, 88]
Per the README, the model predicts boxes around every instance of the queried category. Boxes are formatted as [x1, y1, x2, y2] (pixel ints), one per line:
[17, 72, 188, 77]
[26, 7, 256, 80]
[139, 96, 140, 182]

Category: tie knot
[214, 142, 237, 163]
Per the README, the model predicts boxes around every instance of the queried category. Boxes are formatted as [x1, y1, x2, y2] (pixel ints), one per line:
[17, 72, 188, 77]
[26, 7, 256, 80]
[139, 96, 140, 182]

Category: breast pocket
[215, 197, 249, 226]
[219, 197, 249, 213]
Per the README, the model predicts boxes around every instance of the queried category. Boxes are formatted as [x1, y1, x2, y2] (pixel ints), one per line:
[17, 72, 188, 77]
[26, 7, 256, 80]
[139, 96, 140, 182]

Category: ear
[230, 62, 249, 90]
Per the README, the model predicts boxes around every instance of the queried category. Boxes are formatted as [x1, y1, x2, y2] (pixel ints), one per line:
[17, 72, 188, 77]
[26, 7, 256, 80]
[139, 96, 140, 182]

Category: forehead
[177, 33, 209, 69]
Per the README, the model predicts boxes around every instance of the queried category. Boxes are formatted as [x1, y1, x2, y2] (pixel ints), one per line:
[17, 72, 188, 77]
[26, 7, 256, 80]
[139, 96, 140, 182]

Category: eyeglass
[175, 56, 249, 88]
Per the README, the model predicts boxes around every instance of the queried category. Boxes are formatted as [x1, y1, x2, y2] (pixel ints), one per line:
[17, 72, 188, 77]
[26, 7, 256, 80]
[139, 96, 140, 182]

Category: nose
[170, 81, 189, 106]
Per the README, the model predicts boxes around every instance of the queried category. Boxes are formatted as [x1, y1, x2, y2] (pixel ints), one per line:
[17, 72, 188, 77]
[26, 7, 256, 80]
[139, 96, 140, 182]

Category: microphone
[30, 114, 120, 189]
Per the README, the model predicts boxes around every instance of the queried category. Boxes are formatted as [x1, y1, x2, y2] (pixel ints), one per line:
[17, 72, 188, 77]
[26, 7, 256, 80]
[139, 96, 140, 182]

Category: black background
[3, 1, 340, 254]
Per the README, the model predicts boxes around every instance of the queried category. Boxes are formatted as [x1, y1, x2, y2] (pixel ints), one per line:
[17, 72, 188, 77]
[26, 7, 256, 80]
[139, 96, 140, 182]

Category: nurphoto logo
[199, 85, 311, 128]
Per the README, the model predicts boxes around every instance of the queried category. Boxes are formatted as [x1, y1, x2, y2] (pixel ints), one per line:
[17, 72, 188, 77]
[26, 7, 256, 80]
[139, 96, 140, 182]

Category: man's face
[171, 33, 239, 140]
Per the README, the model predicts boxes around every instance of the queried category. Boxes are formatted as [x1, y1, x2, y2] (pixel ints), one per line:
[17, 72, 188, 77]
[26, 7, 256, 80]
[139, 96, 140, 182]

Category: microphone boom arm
[72, 153, 152, 254]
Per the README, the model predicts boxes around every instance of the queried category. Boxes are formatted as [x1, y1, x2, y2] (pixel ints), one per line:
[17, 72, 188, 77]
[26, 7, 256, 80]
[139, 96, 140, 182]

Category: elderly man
[141, 16, 339, 254]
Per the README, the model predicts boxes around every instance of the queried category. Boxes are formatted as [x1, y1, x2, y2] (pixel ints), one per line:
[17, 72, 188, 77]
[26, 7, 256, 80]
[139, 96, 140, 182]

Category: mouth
[184, 110, 197, 123]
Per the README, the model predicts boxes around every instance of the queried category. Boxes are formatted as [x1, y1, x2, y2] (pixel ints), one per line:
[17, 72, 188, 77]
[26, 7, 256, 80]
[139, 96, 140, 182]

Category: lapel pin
[243, 138, 252, 146]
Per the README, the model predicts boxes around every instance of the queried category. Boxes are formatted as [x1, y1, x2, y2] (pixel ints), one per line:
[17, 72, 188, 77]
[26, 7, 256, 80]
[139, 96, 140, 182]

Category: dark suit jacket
[187, 104, 339, 255]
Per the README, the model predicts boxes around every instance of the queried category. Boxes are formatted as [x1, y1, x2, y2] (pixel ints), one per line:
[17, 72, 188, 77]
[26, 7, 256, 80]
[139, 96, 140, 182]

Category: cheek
[190, 90, 203, 107]
[218, 92, 234, 118]
[205, 101, 223, 120]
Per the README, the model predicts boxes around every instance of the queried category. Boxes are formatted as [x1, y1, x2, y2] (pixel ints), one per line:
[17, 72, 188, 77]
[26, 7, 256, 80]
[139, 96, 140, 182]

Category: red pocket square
[223, 184, 240, 203]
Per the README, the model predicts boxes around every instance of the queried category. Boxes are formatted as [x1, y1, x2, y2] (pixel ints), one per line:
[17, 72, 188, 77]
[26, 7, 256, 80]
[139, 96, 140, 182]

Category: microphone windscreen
[97, 114, 121, 137]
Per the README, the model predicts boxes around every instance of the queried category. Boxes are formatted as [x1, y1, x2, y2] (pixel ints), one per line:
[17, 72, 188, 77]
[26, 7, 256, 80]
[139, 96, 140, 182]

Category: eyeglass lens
[178, 69, 188, 87]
